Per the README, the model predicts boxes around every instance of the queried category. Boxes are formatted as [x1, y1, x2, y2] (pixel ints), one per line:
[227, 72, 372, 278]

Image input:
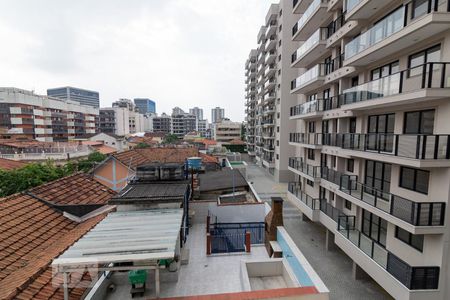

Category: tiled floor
[243, 157, 393, 300]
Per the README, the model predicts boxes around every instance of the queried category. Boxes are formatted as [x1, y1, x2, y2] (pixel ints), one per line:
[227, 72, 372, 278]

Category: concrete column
[155, 268, 160, 298]
[206, 233, 211, 255]
[352, 261, 370, 280]
[245, 232, 251, 253]
[325, 229, 336, 251]
[302, 213, 309, 222]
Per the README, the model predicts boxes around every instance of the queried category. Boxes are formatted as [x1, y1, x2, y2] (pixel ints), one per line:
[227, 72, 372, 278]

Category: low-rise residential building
[0, 87, 98, 142]
[0, 157, 26, 170]
[86, 132, 128, 151]
[213, 120, 242, 143]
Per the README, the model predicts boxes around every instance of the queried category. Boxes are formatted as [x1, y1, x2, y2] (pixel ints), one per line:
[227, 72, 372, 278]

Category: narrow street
[243, 156, 393, 300]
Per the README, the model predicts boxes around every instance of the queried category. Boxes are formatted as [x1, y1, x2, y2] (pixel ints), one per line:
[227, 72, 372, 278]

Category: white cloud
[0, 0, 277, 122]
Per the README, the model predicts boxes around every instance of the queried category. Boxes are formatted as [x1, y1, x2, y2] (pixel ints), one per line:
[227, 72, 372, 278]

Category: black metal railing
[326, 14, 345, 38]
[320, 199, 347, 223]
[288, 157, 321, 178]
[342, 62, 450, 105]
[340, 176, 446, 226]
[289, 132, 322, 145]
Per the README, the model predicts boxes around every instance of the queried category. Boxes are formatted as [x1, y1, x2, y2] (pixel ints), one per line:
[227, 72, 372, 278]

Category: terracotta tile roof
[0, 193, 106, 300]
[112, 148, 199, 169]
[199, 153, 218, 163]
[28, 173, 116, 206]
[229, 139, 246, 145]
[0, 158, 27, 170]
[90, 144, 117, 155]
[199, 139, 217, 146]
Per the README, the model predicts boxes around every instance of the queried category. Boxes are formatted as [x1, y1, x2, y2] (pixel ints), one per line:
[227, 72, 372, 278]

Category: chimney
[264, 197, 284, 255]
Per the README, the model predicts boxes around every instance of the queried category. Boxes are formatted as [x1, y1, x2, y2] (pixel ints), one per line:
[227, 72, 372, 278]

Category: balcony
[337, 216, 440, 296]
[289, 132, 322, 148]
[288, 157, 321, 180]
[291, 28, 328, 68]
[262, 120, 275, 127]
[293, 0, 315, 14]
[341, 62, 450, 110]
[290, 99, 325, 119]
[326, 15, 359, 48]
[339, 176, 446, 232]
[265, 51, 277, 65]
[264, 64, 276, 78]
[292, 0, 330, 41]
[291, 63, 328, 94]
[264, 92, 276, 103]
[264, 78, 276, 91]
[287, 182, 321, 221]
[345, 0, 394, 20]
[322, 132, 450, 167]
[265, 36, 277, 52]
[324, 53, 357, 84]
[344, 4, 450, 66]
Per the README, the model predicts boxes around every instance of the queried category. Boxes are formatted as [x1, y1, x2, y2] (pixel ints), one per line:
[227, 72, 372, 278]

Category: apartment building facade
[98, 99, 145, 136]
[0, 87, 97, 141]
[172, 113, 197, 138]
[213, 120, 242, 143]
[245, 2, 297, 182]
[134, 98, 156, 114]
[245, 0, 450, 298]
[151, 113, 173, 134]
[211, 107, 225, 123]
[280, 0, 450, 299]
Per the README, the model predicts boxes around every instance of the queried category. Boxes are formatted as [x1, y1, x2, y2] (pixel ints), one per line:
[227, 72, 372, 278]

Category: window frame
[403, 109, 435, 134]
[399, 166, 430, 195]
[395, 226, 424, 252]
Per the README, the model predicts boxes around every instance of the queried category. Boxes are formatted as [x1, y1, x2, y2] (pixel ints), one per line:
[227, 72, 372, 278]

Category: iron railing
[288, 182, 321, 210]
[288, 157, 321, 178]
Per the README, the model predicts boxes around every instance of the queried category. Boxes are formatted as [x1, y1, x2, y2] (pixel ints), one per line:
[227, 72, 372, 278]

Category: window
[365, 160, 391, 196]
[308, 121, 315, 133]
[276, 154, 279, 160]
[347, 159, 354, 172]
[278, 55, 281, 62]
[307, 179, 314, 187]
[278, 40, 281, 46]
[362, 210, 388, 247]
[277, 126, 280, 132]
[395, 226, 424, 251]
[279, 9, 282, 16]
[409, 44, 441, 76]
[277, 140, 279, 146]
[404, 109, 434, 134]
[277, 112, 280, 119]
[351, 76, 359, 87]
[331, 155, 336, 168]
[345, 200, 352, 210]
[400, 167, 430, 194]
[307, 149, 315, 160]
[412, 0, 430, 19]
[371, 61, 399, 80]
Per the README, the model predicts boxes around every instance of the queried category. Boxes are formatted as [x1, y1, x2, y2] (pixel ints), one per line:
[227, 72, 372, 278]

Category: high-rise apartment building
[47, 86, 100, 108]
[98, 99, 145, 136]
[211, 107, 225, 123]
[134, 98, 156, 114]
[245, 2, 297, 181]
[245, 0, 450, 299]
[189, 107, 204, 121]
[172, 107, 185, 115]
[0, 88, 97, 141]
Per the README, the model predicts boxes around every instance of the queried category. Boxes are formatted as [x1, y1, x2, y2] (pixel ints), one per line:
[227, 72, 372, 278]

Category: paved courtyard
[243, 156, 393, 300]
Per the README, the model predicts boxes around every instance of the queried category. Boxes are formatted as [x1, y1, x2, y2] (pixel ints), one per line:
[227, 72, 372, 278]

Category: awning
[52, 208, 183, 272]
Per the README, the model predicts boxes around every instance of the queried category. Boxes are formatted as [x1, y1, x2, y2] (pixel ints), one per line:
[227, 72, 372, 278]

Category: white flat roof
[52, 209, 183, 271]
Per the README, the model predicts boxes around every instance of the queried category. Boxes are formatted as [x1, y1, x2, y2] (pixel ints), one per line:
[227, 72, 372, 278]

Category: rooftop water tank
[187, 157, 202, 170]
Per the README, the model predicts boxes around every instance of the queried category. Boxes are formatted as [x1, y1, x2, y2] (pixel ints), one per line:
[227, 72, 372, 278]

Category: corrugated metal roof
[110, 182, 189, 204]
[199, 169, 248, 192]
[52, 209, 183, 270]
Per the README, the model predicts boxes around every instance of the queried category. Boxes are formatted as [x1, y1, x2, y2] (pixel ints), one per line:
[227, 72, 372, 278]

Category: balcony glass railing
[289, 132, 323, 145]
[288, 157, 321, 178]
[292, 0, 325, 37]
[340, 176, 446, 226]
[290, 96, 343, 117]
[288, 182, 321, 210]
[342, 62, 450, 105]
[291, 28, 328, 63]
[291, 64, 328, 90]
[345, 6, 405, 59]
[338, 215, 440, 289]
[320, 166, 348, 186]
[320, 199, 348, 223]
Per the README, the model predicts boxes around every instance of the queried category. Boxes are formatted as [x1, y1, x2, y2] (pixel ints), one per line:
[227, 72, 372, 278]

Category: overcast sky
[0, 0, 278, 122]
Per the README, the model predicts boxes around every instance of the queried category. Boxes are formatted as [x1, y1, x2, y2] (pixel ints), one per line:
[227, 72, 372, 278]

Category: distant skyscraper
[134, 98, 156, 114]
[211, 107, 225, 123]
[189, 107, 204, 120]
[47, 86, 100, 108]
[172, 107, 185, 115]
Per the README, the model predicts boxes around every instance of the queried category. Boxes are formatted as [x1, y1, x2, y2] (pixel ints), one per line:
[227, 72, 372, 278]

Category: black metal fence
[209, 222, 265, 254]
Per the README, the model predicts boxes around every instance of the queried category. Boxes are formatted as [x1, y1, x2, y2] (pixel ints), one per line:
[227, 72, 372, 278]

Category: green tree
[135, 142, 150, 149]
[163, 134, 179, 144]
